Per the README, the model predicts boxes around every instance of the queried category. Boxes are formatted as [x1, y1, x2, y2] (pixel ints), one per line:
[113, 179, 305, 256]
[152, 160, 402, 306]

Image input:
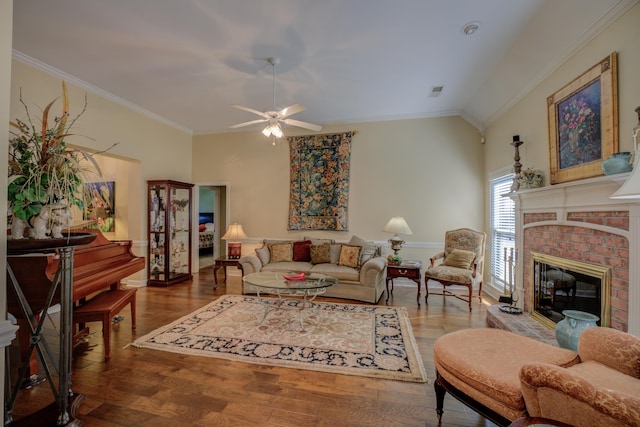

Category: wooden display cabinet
[147, 180, 194, 286]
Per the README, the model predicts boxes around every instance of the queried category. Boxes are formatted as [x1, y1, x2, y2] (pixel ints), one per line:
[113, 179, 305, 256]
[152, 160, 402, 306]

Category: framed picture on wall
[547, 52, 618, 184]
[84, 181, 115, 232]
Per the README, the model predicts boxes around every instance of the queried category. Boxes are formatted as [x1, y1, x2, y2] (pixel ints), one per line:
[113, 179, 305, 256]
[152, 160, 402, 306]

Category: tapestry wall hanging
[288, 131, 355, 231]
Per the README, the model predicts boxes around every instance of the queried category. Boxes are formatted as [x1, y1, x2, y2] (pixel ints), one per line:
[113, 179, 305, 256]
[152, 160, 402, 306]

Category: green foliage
[8, 81, 92, 221]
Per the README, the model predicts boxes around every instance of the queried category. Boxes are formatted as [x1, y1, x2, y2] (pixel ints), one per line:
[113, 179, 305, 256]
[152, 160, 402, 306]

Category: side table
[386, 261, 423, 305]
[213, 256, 241, 288]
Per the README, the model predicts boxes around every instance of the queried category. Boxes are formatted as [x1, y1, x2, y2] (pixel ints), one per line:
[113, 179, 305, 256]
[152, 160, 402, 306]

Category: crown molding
[483, 0, 639, 128]
[12, 50, 193, 135]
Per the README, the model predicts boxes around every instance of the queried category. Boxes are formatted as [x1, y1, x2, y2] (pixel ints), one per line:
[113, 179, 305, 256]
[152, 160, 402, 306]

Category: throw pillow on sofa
[310, 243, 331, 264]
[330, 243, 342, 264]
[293, 240, 312, 262]
[255, 239, 291, 265]
[270, 242, 293, 263]
[348, 235, 380, 266]
[338, 244, 362, 268]
[255, 245, 270, 265]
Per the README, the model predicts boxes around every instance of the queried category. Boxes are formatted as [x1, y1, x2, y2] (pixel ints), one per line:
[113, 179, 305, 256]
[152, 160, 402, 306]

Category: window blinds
[490, 174, 515, 291]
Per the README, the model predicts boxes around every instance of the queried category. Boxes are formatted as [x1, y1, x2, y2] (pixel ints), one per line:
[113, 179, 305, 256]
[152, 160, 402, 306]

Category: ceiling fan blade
[230, 104, 270, 118]
[229, 118, 267, 128]
[282, 118, 322, 132]
[278, 104, 305, 119]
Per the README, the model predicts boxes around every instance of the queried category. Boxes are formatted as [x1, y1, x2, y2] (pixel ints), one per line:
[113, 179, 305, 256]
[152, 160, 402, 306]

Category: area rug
[132, 295, 427, 383]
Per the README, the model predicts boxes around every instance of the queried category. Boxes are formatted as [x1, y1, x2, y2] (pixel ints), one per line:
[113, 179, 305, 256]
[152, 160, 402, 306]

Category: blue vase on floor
[555, 310, 599, 351]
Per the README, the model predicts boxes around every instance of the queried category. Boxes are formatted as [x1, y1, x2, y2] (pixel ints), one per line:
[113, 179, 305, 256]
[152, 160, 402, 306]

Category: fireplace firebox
[531, 252, 611, 329]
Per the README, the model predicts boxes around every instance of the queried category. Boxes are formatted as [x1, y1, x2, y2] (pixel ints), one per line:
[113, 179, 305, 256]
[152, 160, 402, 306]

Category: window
[489, 172, 515, 292]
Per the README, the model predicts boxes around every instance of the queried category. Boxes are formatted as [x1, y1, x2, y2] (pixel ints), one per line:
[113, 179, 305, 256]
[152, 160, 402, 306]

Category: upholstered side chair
[520, 327, 640, 426]
[425, 228, 486, 311]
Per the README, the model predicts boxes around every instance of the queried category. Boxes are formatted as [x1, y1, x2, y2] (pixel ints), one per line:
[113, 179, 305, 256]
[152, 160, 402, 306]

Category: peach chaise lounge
[433, 327, 640, 426]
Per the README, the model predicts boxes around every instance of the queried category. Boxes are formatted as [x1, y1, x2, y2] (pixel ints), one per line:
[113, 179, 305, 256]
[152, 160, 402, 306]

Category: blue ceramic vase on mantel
[555, 310, 599, 351]
[601, 152, 632, 175]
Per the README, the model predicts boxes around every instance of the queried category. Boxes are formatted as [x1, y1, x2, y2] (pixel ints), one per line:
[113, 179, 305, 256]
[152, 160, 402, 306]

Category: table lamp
[222, 223, 248, 259]
[383, 216, 413, 255]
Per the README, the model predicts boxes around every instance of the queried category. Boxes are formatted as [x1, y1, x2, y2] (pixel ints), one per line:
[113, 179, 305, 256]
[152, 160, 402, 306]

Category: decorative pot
[555, 310, 599, 351]
[601, 152, 632, 175]
[517, 172, 544, 189]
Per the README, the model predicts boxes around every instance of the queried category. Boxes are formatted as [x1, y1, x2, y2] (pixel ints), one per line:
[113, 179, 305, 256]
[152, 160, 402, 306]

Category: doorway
[193, 183, 229, 272]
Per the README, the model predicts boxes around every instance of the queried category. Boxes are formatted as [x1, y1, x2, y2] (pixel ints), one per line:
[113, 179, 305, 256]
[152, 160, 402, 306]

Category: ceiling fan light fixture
[262, 122, 283, 139]
[272, 124, 283, 138]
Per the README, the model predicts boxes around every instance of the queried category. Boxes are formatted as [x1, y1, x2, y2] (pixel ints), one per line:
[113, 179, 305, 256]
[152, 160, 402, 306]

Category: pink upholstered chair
[520, 327, 640, 427]
[425, 228, 486, 311]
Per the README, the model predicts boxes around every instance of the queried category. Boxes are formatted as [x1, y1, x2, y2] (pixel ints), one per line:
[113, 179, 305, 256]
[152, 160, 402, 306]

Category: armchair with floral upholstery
[520, 327, 640, 427]
[425, 228, 486, 311]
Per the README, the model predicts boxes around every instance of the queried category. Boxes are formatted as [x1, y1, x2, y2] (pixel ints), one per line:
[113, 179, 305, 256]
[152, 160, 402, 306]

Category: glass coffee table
[243, 271, 337, 331]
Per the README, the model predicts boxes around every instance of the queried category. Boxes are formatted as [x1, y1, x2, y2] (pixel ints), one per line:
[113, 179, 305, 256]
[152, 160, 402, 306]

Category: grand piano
[6, 229, 145, 379]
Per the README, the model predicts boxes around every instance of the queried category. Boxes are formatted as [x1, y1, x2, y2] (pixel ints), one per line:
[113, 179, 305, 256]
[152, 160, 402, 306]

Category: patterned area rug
[132, 295, 427, 383]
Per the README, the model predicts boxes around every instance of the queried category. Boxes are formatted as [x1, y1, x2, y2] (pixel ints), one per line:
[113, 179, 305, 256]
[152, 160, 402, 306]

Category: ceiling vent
[428, 85, 444, 98]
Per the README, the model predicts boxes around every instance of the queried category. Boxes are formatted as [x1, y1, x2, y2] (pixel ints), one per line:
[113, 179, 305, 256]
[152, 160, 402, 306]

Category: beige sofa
[238, 236, 387, 303]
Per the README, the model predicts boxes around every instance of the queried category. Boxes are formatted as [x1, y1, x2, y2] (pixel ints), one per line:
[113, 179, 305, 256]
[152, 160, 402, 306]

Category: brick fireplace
[510, 174, 640, 336]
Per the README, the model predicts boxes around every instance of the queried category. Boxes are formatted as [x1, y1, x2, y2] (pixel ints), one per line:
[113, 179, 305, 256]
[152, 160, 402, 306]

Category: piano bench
[73, 288, 137, 361]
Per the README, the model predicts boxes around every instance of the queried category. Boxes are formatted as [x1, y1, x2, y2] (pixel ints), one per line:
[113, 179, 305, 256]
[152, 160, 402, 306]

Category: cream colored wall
[485, 3, 640, 176]
[484, 3, 640, 288]
[1, 0, 13, 417]
[10, 61, 193, 241]
[193, 116, 483, 266]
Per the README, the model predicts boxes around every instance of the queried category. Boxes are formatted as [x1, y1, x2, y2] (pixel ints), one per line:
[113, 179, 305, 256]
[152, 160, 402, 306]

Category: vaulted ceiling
[12, 0, 635, 134]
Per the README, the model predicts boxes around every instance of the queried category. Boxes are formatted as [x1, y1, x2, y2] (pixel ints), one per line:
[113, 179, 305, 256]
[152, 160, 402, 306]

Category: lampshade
[222, 223, 248, 259]
[221, 223, 248, 241]
[610, 169, 640, 199]
[384, 216, 412, 256]
[611, 127, 640, 199]
[383, 216, 413, 235]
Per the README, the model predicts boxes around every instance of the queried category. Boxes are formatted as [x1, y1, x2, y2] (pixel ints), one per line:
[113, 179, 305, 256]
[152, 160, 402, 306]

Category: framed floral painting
[547, 52, 618, 184]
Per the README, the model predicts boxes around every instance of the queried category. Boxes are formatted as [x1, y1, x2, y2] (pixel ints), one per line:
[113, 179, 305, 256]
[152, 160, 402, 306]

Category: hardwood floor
[8, 267, 499, 426]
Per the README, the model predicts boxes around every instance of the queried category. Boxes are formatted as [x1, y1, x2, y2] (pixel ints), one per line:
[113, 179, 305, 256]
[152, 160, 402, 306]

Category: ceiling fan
[230, 57, 322, 139]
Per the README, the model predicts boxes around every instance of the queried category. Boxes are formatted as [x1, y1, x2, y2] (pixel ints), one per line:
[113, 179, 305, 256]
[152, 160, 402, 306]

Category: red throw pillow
[293, 240, 312, 262]
[198, 224, 206, 232]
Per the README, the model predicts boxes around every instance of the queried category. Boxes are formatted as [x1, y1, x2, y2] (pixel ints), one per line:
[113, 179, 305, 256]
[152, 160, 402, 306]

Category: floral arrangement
[517, 168, 544, 189]
[387, 254, 402, 266]
[7, 81, 111, 239]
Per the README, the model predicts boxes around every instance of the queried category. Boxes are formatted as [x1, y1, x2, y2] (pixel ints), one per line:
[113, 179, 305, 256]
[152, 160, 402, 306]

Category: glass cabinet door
[169, 186, 190, 276]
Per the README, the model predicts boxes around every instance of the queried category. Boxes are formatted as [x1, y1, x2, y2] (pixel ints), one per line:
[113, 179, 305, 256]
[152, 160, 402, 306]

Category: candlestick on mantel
[510, 135, 524, 192]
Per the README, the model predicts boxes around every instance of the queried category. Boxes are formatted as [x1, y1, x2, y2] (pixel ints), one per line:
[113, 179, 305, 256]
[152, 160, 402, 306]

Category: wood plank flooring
[8, 268, 499, 426]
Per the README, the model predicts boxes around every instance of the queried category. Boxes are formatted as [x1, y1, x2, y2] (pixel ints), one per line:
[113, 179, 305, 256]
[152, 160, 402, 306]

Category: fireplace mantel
[509, 173, 640, 336]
